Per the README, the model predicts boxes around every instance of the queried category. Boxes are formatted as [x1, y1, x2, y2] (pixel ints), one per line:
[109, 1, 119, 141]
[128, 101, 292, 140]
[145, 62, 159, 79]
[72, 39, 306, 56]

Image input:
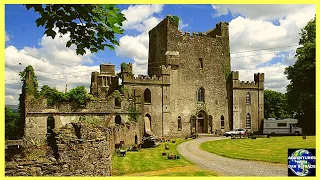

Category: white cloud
[220, 5, 315, 93]
[122, 4, 163, 31]
[5, 32, 100, 105]
[5, 31, 11, 42]
[237, 63, 290, 93]
[116, 5, 165, 75]
[22, 32, 93, 67]
[179, 20, 188, 30]
[212, 4, 315, 21]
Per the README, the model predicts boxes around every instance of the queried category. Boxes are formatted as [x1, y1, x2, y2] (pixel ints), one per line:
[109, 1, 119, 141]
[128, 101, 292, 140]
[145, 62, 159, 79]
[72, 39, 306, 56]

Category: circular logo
[288, 149, 316, 176]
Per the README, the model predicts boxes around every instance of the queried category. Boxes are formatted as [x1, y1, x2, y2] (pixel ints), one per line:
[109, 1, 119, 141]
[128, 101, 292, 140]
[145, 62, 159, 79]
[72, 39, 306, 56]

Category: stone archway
[197, 110, 208, 133]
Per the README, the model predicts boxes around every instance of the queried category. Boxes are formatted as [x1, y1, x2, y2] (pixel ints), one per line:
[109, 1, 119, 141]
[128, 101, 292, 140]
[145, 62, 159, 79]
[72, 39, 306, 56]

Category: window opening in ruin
[72, 123, 82, 139]
[135, 135, 138, 144]
[115, 115, 121, 125]
[178, 116, 182, 129]
[144, 88, 151, 103]
[46, 116, 55, 135]
[246, 92, 251, 104]
[246, 113, 251, 128]
[199, 58, 203, 69]
[46, 116, 59, 160]
[221, 115, 224, 129]
[197, 87, 205, 102]
[144, 114, 152, 136]
[115, 97, 121, 107]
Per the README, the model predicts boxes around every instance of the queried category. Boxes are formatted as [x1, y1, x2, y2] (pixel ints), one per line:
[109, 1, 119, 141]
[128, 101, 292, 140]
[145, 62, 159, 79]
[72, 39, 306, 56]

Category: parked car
[224, 128, 247, 137]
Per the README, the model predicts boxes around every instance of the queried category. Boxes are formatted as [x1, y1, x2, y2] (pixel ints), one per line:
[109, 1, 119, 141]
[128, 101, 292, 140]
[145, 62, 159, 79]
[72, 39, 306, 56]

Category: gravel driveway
[177, 136, 287, 176]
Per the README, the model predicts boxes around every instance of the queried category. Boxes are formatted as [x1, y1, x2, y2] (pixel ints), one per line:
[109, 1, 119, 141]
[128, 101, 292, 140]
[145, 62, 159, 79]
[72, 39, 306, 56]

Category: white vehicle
[263, 118, 302, 135]
[224, 128, 246, 137]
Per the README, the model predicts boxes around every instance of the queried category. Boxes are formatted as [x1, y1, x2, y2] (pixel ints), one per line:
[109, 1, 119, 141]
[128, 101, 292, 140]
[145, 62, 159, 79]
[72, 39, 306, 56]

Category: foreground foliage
[25, 4, 126, 55]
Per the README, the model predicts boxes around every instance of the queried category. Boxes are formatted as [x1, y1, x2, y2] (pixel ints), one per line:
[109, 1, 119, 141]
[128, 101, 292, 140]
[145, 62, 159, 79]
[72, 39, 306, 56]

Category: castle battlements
[232, 71, 264, 89]
[122, 73, 163, 85]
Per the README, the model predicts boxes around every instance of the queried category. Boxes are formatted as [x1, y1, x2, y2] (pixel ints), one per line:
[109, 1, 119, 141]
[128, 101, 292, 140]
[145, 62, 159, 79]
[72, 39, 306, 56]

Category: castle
[23, 16, 264, 143]
[89, 16, 265, 137]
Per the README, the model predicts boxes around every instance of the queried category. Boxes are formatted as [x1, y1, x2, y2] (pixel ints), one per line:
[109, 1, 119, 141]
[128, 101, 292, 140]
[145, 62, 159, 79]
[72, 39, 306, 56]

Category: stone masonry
[23, 15, 264, 145]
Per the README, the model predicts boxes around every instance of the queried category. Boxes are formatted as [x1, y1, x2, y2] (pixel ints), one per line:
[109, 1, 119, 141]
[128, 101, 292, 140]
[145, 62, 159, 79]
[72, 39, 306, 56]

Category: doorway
[197, 110, 208, 133]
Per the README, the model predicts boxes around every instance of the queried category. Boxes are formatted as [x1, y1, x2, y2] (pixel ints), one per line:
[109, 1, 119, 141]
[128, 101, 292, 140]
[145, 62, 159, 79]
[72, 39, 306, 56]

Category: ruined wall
[24, 90, 138, 143]
[6, 122, 140, 176]
[6, 123, 112, 176]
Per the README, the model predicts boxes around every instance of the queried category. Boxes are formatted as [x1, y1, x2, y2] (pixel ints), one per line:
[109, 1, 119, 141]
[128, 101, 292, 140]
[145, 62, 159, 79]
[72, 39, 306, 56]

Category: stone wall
[232, 72, 264, 132]
[6, 121, 140, 176]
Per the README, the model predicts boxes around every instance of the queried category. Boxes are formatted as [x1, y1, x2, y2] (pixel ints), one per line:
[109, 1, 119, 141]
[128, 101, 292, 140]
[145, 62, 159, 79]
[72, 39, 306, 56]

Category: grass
[200, 136, 316, 164]
[112, 138, 218, 176]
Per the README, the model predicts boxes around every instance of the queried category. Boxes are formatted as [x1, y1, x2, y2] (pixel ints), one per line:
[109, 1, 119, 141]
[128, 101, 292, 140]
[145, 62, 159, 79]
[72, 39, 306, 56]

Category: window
[144, 88, 151, 103]
[197, 87, 205, 102]
[115, 115, 121, 125]
[277, 123, 287, 127]
[221, 115, 224, 129]
[199, 58, 203, 69]
[246, 113, 251, 128]
[115, 97, 121, 107]
[246, 92, 251, 104]
[178, 116, 182, 129]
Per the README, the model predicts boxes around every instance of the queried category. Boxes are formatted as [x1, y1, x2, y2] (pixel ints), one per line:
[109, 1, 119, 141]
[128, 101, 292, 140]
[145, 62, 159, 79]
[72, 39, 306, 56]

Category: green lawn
[200, 136, 316, 164]
[112, 138, 218, 176]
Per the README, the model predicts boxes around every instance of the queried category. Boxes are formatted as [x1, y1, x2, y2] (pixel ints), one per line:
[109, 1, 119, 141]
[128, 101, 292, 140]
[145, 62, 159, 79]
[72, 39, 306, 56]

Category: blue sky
[5, 4, 316, 105]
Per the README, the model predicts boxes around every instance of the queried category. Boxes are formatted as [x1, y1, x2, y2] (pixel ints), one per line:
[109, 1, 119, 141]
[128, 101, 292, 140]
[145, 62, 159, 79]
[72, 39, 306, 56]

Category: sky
[5, 4, 316, 105]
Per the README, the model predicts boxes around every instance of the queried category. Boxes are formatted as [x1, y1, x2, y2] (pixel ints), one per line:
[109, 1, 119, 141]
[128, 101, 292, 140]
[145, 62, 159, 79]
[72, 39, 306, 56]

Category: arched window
[246, 92, 251, 104]
[178, 116, 182, 129]
[246, 113, 251, 128]
[144, 88, 151, 103]
[221, 115, 224, 129]
[197, 87, 205, 102]
[115, 115, 121, 125]
[115, 97, 121, 107]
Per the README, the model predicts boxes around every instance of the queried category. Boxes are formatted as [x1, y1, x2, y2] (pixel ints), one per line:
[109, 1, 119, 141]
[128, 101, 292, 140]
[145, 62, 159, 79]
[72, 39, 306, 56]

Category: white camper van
[263, 118, 302, 135]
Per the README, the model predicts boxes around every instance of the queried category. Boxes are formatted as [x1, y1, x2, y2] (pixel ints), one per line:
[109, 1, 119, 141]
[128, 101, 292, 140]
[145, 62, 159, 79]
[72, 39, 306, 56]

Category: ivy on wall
[167, 15, 180, 27]
[221, 62, 231, 80]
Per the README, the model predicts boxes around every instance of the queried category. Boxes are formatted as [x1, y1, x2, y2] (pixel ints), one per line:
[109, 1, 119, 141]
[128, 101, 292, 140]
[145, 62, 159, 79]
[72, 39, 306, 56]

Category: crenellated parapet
[232, 71, 264, 89]
[160, 65, 171, 75]
[122, 73, 163, 85]
[121, 62, 133, 74]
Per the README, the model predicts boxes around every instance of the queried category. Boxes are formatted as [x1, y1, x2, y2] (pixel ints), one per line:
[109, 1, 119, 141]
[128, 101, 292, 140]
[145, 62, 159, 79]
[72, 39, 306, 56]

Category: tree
[5, 107, 20, 139]
[40, 85, 65, 107]
[284, 16, 315, 135]
[264, 89, 290, 119]
[25, 4, 126, 55]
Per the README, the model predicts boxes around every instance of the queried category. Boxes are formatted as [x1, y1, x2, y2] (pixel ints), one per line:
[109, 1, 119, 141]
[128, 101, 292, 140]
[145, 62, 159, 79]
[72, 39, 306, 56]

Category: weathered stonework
[23, 16, 264, 144]
[6, 122, 140, 176]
